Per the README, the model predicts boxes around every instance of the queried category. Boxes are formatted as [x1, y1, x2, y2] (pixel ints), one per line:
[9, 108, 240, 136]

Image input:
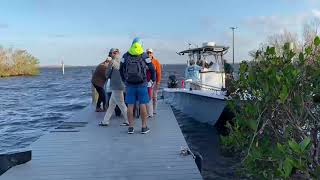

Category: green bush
[0, 47, 39, 77]
[222, 36, 320, 179]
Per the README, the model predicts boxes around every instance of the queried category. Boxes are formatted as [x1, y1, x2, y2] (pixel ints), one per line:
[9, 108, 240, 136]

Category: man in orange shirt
[146, 48, 161, 115]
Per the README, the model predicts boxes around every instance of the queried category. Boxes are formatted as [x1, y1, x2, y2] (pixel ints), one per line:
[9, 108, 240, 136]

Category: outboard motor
[167, 75, 178, 88]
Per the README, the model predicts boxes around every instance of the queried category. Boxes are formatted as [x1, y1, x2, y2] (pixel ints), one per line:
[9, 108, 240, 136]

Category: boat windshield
[179, 45, 229, 72]
[179, 44, 229, 90]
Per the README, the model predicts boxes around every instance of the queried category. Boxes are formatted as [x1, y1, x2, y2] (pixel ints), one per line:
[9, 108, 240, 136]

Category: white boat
[163, 42, 229, 125]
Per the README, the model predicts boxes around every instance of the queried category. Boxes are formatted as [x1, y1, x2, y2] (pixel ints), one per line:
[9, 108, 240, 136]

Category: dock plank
[1, 101, 202, 180]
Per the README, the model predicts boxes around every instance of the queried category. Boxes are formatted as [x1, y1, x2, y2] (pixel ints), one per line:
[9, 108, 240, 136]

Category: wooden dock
[1, 100, 202, 180]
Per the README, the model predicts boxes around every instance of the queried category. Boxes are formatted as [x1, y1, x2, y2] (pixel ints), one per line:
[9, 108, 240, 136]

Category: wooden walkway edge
[1, 100, 202, 180]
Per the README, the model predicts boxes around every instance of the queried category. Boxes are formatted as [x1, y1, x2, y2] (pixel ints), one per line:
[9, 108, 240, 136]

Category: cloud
[199, 16, 217, 31]
[243, 9, 320, 35]
[48, 34, 69, 38]
[236, 9, 320, 62]
[312, 9, 320, 19]
[0, 23, 9, 29]
[281, 0, 318, 4]
[12, 34, 187, 66]
[243, 14, 308, 35]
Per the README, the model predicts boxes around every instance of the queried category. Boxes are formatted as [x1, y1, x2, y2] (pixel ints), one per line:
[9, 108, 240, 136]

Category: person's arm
[197, 65, 202, 73]
[196, 66, 202, 80]
[105, 63, 113, 79]
[155, 60, 162, 85]
[120, 58, 126, 82]
[146, 58, 155, 82]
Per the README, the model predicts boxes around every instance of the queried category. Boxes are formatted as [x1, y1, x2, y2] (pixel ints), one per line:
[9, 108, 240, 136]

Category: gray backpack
[124, 55, 147, 84]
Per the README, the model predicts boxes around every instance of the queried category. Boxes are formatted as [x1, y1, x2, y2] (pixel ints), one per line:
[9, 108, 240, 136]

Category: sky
[0, 0, 319, 65]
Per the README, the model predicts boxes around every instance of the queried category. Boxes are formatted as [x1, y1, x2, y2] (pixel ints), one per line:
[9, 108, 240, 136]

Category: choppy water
[0, 67, 92, 153]
[0, 65, 239, 179]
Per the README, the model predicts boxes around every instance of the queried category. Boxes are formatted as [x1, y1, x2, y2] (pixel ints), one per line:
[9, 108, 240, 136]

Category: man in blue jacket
[120, 38, 155, 134]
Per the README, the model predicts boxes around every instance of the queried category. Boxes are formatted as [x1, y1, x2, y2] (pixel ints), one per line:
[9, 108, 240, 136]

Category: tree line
[0, 47, 39, 77]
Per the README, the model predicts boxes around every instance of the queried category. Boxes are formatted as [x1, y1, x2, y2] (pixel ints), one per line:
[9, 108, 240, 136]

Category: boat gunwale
[163, 88, 226, 101]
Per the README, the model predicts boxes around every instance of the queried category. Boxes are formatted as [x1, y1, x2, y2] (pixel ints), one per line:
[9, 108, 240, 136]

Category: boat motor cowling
[167, 75, 178, 88]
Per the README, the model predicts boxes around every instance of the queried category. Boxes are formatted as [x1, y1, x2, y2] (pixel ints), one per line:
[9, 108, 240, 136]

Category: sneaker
[148, 115, 153, 118]
[128, 127, 134, 134]
[98, 122, 109, 126]
[95, 108, 104, 112]
[141, 127, 150, 134]
[153, 112, 157, 115]
[120, 122, 129, 126]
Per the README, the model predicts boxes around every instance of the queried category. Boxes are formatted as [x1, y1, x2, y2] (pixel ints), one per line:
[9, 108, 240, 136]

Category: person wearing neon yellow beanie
[120, 37, 156, 134]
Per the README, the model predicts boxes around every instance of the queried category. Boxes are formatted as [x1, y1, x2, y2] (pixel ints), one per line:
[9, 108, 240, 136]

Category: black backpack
[124, 54, 147, 84]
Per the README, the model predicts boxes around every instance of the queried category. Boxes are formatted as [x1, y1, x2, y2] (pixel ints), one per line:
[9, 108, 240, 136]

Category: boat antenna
[188, 43, 192, 49]
[186, 42, 198, 49]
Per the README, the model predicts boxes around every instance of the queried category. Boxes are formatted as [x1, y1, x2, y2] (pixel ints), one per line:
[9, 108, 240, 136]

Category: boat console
[178, 42, 229, 91]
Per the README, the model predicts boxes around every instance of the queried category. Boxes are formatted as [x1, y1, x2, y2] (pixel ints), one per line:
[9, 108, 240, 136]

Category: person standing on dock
[99, 48, 129, 126]
[120, 38, 156, 134]
[185, 59, 202, 90]
[91, 56, 111, 112]
[146, 64, 154, 117]
[146, 48, 162, 115]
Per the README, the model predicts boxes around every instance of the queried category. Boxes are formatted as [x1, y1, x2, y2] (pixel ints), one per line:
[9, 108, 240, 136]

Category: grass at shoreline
[0, 72, 39, 78]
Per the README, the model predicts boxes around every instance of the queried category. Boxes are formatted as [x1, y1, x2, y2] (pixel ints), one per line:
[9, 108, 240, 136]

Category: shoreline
[39, 63, 187, 68]
[0, 73, 38, 78]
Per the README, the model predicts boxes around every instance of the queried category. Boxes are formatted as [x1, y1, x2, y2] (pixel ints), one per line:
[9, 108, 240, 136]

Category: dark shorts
[125, 86, 149, 105]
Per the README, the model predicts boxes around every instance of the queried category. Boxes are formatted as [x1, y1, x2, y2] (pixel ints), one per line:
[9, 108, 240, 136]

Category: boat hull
[163, 89, 226, 125]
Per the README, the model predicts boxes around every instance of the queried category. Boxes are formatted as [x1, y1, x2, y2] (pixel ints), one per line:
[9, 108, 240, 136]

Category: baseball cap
[109, 48, 119, 53]
[146, 48, 153, 53]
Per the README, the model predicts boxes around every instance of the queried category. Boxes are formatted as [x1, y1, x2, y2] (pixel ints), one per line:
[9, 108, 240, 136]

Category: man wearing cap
[120, 38, 155, 134]
[146, 48, 162, 115]
[91, 54, 112, 112]
[99, 48, 129, 126]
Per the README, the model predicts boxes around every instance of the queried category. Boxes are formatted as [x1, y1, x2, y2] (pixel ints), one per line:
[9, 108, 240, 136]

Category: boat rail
[189, 81, 226, 94]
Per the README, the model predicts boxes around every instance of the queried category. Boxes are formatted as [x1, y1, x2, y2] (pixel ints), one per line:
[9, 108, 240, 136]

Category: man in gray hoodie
[99, 48, 129, 126]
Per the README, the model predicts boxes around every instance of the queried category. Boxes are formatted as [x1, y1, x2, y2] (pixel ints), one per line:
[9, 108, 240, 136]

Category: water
[0, 67, 92, 153]
[172, 108, 240, 179]
[0, 65, 239, 179]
